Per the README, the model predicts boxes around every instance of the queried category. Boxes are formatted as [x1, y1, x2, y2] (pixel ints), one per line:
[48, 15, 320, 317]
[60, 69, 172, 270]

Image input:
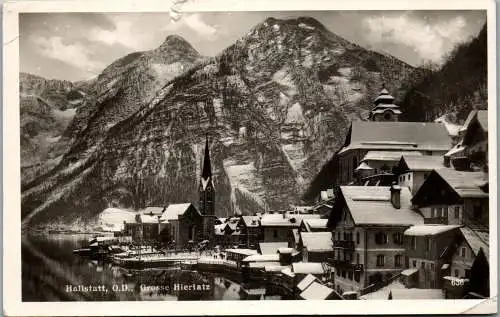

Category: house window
[411, 237, 417, 250]
[376, 255, 385, 267]
[431, 208, 435, 218]
[408, 174, 411, 181]
[356, 253, 360, 264]
[395, 255, 402, 267]
[337, 270, 340, 276]
[356, 232, 360, 244]
[375, 232, 388, 244]
[413, 260, 417, 267]
[273, 230, 278, 238]
[430, 263, 435, 270]
[342, 271, 346, 278]
[393, 232, 404, 245]
[421, 261, 425, 268]
[454, 206, 460, 219]
[436, 207, 441, 217]
[461, 247, 467, 257]
[454, 269, 459, 277]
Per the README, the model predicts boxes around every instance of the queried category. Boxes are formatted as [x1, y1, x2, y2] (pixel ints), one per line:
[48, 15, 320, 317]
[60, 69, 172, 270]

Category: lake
[21, 233, 277, 301]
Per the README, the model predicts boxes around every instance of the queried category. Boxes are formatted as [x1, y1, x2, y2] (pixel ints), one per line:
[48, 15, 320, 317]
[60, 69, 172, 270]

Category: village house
[403, 224, 462, 289]
[158, 203, 195, 243]
[411, 168, 489, 227]
[298, 232, 333, 263]
[445, 110, 488, 168]
[213, 217, 241, 247]
[299, 218, 329, 233]
[260, 213, 320, 243]
[395, 155, 445, 194]
[238, 215, 262, 248]
[443, 226, 489, 298]
[332, 89, 451, 186]
[327, 185, 423, 294]
[354, 151, 423, 184]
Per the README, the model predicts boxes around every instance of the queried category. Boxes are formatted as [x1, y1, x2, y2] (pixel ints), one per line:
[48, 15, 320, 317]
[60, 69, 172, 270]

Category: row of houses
[323, 90, 489, 299]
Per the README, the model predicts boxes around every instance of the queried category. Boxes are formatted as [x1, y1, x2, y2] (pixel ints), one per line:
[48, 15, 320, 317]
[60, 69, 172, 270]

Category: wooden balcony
[327, 258, 364, 272]
[333, 240, 355, 250]
[424, 217, 448, 225]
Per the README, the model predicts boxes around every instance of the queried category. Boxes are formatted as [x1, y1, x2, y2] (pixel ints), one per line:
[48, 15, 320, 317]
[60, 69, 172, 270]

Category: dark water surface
[22, 233, 250, 301]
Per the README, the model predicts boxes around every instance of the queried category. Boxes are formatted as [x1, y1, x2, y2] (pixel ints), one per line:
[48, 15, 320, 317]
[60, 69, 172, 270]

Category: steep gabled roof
[301, 218, 328, 231]
[399, 155, 445, 172]
[460, 227, 489, 260]
[259, 242, 288, 254]
[160, 203, 193, 221]
[435, 168, 488, 198]
[404, 224, 462, 236]
[141, 206, 165, 216]
[340, 186, 423, 226]
[340, 121, 451, 153]
[300, 232, 333, 252]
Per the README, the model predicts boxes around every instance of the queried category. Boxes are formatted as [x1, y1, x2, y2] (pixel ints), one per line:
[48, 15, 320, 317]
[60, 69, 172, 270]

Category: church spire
[201, 134, 212, 180]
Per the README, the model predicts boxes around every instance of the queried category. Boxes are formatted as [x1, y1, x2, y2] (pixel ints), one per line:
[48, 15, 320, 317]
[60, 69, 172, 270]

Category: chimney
[390, 182, 401, 209]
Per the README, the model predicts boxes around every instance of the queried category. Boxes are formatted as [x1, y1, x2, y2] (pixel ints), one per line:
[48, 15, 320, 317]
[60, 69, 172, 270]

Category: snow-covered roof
[435, 168, 488, 198]
[297, 274, 318, 291]
[260, 213, 320, 227]
[360, 279, 406, 300]
[138, 214, 159, 223]
[444, 144, 466, 157]
[404, 224, 462, 236]
[341, 121, 452, 153]
[141, 206, 165, 215]
[355, 162, 374, 171]
[259, 242, 288, 254]
[242, 254, 279, 262]
[459, 227, 489, 260]
[241, 215, 261, 227]
[400, 155, 444, 172]
[264, 265, 288, 272]
[401, 268, 419, 276]
[277, 247, 294, 254]
[281, 267, 295, 277]
[340, 186, 423, 226]
[371, 108, 402, 115]
[301, 218, 328, 231]
[300, 232, 333, 252]
[299, 282, 334, 300]
[249, 261, 281, 268]
[362, 150, 422, 162]
[292, 262, 325, 274]
[225, 248, 258, 256]
[160, 203, 193, 221]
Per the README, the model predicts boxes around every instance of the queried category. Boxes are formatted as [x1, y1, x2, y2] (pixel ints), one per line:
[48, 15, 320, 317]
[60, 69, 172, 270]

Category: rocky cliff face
[22, 17, 418, 229]
[20, 73, 87, 184]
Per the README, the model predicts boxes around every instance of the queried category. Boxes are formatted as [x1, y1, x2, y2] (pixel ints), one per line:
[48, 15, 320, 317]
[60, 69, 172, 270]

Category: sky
[19, 10, 486, 82]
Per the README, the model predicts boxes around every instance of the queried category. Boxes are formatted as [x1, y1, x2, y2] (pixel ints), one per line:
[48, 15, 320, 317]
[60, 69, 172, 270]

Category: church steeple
[201, 134, 212, 181]
[199, 134, 215, 241]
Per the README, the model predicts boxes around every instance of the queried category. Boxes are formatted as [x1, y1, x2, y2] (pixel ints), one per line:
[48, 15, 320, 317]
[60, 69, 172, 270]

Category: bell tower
[200, 135, 215, 240]
[368, 85, 402, 122]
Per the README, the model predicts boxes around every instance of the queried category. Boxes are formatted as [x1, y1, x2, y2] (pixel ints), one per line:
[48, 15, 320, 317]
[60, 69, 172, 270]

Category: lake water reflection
[21, 233, 262, 301]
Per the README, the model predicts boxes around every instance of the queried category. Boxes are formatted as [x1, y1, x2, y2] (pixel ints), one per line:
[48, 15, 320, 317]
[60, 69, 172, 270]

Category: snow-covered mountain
[22, 17, 420, 228]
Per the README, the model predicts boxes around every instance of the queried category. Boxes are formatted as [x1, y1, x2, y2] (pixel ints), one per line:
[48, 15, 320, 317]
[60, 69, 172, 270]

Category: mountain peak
[160, 35, 192, 49]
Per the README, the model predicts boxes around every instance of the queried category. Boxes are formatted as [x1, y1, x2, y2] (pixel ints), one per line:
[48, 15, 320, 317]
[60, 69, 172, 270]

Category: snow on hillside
[98, 207, 137, 232]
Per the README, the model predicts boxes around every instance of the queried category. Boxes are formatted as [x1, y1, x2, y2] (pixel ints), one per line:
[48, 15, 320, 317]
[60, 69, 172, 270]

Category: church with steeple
[199, 135, 216, 241]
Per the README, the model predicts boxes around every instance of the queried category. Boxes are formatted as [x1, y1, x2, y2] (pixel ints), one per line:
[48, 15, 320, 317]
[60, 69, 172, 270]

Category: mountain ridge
[22, 17, 422, 229]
